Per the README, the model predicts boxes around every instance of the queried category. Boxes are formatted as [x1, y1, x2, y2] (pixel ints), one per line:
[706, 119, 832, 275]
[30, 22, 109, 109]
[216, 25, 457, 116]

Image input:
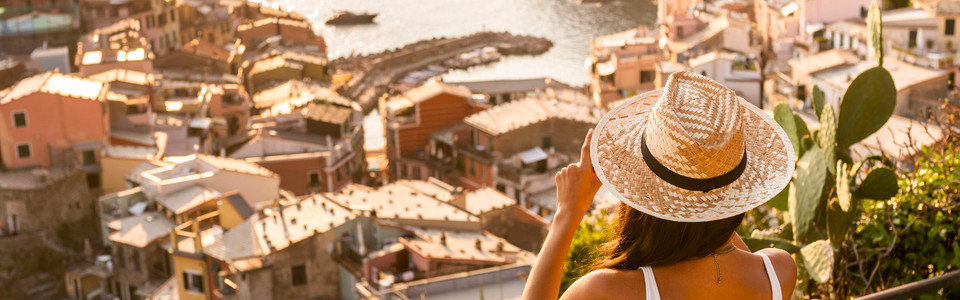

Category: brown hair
[594, 203, 744, 270]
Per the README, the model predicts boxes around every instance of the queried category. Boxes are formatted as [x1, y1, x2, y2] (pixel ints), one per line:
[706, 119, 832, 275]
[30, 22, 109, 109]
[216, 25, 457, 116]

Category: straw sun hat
[590, 71, 795, 222]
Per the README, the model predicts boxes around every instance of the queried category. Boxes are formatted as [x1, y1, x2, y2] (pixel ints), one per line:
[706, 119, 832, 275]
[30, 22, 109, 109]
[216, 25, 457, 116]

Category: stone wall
[0, 169, 93, 237]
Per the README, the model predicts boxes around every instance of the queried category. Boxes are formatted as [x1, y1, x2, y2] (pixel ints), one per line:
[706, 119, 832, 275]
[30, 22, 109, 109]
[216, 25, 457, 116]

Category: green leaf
[853, 167, 899, 200]
[837, 66, 896, 148]
[743, 237, 800, 254]
[813, 85, 825, 121]
[766, 185, 789, 211]
[792, 146, 828, 242]
[800, 240, 835, 284]
[774, 104, 801, 157]
[819, 105, 838, 175]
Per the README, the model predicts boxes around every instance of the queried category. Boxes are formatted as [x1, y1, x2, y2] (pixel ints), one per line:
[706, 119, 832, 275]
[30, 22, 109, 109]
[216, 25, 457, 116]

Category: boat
[325, 11, 378, 25]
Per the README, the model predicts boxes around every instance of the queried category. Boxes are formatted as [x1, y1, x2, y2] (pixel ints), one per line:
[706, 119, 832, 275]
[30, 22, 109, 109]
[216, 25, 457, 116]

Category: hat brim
[590, 89, 796, 222]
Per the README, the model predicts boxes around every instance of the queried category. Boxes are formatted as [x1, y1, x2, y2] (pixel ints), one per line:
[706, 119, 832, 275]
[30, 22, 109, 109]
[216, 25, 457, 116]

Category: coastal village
[0, 0, 953, 299]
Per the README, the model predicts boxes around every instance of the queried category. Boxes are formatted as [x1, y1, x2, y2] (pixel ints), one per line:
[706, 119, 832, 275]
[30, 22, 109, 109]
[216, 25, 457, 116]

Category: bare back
[561, 248, 797, 300]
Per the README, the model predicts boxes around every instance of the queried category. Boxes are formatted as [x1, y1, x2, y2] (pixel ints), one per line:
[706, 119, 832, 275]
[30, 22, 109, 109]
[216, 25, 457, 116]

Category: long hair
[594, 203, 745, 270]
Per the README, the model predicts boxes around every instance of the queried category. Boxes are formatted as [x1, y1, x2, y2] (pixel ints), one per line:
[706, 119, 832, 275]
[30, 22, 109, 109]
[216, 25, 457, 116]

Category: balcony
[892, 45, 957, 69]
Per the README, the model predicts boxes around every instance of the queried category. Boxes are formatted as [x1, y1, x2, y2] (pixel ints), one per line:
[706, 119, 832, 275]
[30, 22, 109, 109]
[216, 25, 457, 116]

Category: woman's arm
[522, 130, 602, 300]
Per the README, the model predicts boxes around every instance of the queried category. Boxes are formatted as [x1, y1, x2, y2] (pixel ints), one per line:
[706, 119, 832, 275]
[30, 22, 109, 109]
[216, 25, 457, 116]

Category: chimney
[440, 232, 447, 246]
[475, 238, 482, 251]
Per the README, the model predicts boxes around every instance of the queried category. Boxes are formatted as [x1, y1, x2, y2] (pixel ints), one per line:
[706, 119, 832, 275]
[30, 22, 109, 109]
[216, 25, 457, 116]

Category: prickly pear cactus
[791, 146, 827, 241]
[836, 161, 853, 212]
[853, 167, 899, 200]
[801, 240, 835, 284]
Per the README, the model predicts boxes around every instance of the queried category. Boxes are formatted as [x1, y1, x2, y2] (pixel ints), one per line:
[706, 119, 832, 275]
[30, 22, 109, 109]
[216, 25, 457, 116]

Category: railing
[855, 270, 960, 300]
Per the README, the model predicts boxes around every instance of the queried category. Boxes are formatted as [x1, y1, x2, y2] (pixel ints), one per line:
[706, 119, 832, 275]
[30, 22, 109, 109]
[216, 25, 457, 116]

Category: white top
[637, 252, 782, 300]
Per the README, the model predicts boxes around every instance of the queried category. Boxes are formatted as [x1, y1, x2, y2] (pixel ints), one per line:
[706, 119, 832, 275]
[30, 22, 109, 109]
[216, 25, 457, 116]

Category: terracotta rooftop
[302, 102, 355, 124]
[249, 55, 304, 76]
[0, 71, 107, 105]
[385, 80, 473, 115]
[464, 97, 603, 136]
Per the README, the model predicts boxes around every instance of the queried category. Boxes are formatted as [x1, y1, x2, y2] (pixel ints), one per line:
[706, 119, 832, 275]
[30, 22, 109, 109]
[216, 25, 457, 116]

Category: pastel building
[0, 71, 109, 178]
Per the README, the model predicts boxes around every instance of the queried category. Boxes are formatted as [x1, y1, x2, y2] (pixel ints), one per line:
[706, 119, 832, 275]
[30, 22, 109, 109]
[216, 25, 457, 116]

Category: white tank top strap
[757, 253, 783, 300]
[638, 266, 662, 300]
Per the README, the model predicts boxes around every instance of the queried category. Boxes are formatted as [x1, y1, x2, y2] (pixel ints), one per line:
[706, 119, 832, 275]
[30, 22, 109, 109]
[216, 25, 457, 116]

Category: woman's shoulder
[560, 269, 644, 300]
[755, 248, 798, 297]
[755, 248, 797, 274]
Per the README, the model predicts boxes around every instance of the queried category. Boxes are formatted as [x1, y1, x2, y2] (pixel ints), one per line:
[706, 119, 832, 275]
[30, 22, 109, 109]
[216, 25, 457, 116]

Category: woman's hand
[554, 129, 603, 224]
[523, 129, 603, 300]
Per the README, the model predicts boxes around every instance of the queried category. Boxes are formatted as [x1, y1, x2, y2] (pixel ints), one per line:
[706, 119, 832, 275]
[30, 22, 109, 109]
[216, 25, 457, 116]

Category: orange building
[380, 80, 484, 181]
[0, 71, 110, 172]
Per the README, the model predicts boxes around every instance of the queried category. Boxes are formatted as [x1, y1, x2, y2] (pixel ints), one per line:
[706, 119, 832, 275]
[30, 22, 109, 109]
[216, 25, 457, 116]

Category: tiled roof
[384, 80, 472, 115]
[87, 69, 154, 86]
[396, 179, 458, 202]
[203, 216, 263, 261]
[0, 71, 107, 105]
[103, 145, 158, 160]
[400, 228, 532, 264]
[254, 195, 356, 254]
[464, 97, 603, 136]
[249, 55, 304, 76]
[253, 79, 352, 110]
[788, 49, 860, 77]
[196, 154, 280, 179]
[108, 212, 176, 248]
[156, 185, 221, 214]
[302, 102, 354, 124]
[462, 188, 515, 216]
[324, 183, 478, 224]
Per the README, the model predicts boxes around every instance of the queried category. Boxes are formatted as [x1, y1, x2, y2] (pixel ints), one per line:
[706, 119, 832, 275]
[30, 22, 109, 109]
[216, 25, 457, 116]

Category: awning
[517, 147, 548, 164]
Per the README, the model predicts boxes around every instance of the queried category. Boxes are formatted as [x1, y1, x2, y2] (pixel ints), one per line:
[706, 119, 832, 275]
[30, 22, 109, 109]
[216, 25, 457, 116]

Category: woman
[523, 71, 798, 300]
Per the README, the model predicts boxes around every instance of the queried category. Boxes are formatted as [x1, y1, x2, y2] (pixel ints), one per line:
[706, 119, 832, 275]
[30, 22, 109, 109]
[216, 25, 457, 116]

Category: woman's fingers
[579, 129, 594, 167]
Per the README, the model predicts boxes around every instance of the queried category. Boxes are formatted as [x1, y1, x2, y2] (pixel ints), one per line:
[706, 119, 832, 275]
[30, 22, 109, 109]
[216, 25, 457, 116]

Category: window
[640, 70, 655, 83]
[15, 143, 31, 159]
[131, 251, 141, 272]
[412, 166, 421, 179]
[948, 19, 957, 36]
[400, 163, 408, 178]
[182, 271, 203, 293]
[291, 265, 307, 286]
[468, 159, 475, 176]
[82, 150, 96, 165]
[12, 111, 26, 128]
[308, 171, 320, 187]
[336, 168, 343, 182]
[541, 137, 552, 149]
[909, 30, 918, 48]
